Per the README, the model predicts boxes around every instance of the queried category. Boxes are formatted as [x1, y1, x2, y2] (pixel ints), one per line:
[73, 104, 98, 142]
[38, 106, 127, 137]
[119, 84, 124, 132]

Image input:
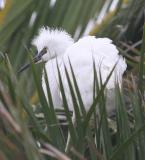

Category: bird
[18, 27, 127, 112]
[18, 27, 127, 150]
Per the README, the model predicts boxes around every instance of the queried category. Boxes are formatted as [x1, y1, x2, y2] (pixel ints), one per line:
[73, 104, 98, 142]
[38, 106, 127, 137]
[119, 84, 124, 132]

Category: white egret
[19, 27, 126, 111]
[18, 27, 127, 150]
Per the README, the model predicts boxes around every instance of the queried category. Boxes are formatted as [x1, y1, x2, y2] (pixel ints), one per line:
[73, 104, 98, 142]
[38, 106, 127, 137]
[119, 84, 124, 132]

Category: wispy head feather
[32, 27, 74, 55]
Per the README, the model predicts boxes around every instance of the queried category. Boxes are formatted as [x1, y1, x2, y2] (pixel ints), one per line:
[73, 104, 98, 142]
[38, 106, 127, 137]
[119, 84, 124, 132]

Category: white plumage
[32, 27, 127, 114]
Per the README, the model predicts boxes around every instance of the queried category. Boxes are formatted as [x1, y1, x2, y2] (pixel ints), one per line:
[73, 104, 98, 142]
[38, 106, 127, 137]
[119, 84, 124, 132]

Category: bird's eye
[43, 47, 48, 51]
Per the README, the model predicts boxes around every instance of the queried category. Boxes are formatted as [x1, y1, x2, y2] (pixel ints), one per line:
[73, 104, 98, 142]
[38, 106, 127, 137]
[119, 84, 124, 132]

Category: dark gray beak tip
[17, 47, 47, 74]
[17, 63, 31, 74]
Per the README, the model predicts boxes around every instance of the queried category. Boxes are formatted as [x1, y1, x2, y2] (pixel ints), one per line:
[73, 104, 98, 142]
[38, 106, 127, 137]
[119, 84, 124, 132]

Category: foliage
[0, 0, 145, 159]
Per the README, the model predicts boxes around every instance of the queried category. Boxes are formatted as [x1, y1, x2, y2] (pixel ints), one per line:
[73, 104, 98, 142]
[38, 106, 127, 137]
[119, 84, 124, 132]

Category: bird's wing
[61, 36, 127, 111]
[64, 36, 127, 88]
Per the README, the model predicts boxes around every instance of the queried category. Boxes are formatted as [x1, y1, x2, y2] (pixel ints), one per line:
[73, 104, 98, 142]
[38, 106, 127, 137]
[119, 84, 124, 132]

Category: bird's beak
[17, 47, 47, 73]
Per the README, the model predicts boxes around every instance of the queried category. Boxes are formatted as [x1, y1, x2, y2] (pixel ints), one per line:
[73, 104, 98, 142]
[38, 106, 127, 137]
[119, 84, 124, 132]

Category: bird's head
[18, 27, 74, 73]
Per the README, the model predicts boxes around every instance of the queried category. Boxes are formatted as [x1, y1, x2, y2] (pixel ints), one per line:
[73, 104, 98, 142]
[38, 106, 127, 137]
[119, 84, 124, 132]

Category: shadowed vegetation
[0, 0, 145, 159]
